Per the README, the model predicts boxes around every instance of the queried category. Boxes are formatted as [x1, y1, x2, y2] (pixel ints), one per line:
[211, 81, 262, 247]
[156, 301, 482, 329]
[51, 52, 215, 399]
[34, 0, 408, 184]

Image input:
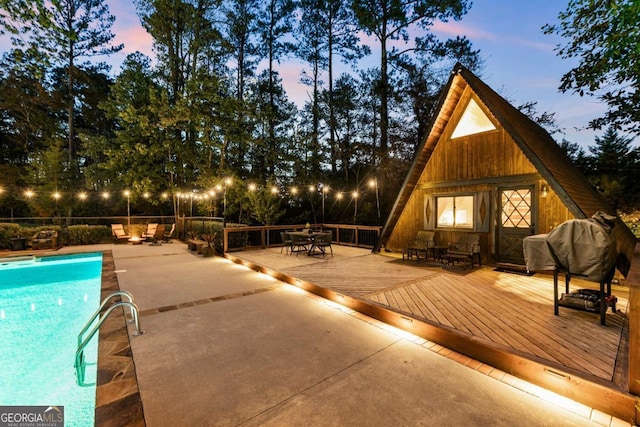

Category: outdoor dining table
[289, 231, 324, 256]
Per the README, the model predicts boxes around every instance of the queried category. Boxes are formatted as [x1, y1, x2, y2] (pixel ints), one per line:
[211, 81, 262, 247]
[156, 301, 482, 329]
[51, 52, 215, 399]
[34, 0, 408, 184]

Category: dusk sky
[5, 0, 621, 150]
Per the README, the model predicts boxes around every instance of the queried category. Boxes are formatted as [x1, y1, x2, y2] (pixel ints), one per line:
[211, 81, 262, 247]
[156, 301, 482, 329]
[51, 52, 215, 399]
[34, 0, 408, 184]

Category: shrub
[0, 223, 23, 250]
[0, 224, 112, 249]
[186, 221, 224, 253]
[63, 225, 112, 246]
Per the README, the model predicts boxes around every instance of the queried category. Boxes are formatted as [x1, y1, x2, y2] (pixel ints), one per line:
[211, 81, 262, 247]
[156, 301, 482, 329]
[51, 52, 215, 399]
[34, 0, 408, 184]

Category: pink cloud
[114, 26, 154, 57]
[432, 20, 499, 42]
[277, 59, 311, 107]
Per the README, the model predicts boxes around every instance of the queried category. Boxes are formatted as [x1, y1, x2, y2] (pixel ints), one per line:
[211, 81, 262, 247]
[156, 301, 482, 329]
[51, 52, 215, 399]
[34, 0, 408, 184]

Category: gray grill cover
[523, 212, 617, 282]
[522, 233, 554, 272]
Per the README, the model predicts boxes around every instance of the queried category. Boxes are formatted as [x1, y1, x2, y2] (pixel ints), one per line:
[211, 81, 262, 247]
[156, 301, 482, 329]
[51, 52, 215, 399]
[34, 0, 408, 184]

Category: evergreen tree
[587, 127, 636, 210]
[351, 0, 472, 161]
[543, 0, 640, 136]
[0, 0, 123, 171]
[255, 0, 297, 177]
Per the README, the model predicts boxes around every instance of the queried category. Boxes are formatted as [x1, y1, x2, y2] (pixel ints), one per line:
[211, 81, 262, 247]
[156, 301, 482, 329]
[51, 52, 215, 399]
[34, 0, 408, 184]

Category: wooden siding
[377, 63, 635, 279]
[385, 90, 581, 265]
[538, 184, 576, 233]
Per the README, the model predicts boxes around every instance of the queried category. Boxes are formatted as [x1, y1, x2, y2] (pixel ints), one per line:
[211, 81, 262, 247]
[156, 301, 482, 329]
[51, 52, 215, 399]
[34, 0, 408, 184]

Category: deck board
[232, 246, 628, 384]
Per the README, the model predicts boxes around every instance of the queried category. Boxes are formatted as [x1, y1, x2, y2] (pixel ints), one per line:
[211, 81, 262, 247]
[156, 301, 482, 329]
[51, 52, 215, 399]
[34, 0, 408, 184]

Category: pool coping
[94, 250, 145, 426]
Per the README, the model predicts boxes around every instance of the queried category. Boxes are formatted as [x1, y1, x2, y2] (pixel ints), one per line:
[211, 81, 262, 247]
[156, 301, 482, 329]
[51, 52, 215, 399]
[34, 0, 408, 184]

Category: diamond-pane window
[501, 189, 532, 228]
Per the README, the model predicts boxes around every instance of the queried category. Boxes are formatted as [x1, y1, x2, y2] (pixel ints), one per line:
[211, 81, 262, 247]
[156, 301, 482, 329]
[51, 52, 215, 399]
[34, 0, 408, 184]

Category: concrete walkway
[62, 243, 615, 426]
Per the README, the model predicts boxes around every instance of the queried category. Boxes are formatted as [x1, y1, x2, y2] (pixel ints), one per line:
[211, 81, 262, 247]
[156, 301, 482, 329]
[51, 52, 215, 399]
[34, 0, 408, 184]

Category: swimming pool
[0, 253, 103, 427]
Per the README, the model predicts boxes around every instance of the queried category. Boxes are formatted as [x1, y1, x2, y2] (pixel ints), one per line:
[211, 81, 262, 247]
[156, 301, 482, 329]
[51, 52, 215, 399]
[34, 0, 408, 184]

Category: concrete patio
[51, 242, 628, 426]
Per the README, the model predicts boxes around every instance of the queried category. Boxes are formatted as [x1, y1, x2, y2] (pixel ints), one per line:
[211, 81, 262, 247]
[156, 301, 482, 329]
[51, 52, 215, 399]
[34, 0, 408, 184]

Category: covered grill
[523, 212, 618, 325]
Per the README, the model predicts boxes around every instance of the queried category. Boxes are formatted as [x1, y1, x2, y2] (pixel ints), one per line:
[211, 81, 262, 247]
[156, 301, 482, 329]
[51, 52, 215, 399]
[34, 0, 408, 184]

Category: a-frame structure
[375, 63, 635, 275]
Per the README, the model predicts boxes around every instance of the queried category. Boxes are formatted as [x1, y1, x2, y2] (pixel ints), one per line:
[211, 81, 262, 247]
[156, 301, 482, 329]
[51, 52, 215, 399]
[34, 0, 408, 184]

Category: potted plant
[201, 232, 217, 257]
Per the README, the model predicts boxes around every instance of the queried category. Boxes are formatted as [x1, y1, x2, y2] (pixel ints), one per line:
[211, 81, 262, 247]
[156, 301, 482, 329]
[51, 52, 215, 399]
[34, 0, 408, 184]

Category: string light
[0, 178, 380, 205]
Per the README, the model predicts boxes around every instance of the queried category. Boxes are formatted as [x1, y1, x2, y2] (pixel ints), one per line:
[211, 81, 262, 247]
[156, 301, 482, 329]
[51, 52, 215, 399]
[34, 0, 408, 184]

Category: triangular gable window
[451, 98, 496, 138]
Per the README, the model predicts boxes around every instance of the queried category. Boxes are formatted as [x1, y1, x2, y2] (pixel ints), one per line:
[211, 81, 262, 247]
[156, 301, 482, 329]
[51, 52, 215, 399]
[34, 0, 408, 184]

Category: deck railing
[628, 243, 640, 402]
[223, 223, 382, 253]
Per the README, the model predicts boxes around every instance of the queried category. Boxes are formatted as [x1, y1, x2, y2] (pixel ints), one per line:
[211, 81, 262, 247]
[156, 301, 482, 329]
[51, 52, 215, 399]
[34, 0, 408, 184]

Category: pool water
[0, 253, 103, 427]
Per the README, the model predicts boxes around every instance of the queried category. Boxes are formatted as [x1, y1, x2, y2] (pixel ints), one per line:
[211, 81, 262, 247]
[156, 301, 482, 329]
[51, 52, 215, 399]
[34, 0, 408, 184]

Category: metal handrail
[77, 290, 136, 348]
[75, 300, 144, 385]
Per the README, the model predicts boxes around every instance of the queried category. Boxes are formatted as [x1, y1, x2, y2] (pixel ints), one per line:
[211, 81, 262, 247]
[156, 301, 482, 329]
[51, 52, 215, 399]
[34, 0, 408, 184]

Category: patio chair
[290, 233, 309, 256]
[447, 233, 481, 266]
[31, 230, 58, 250]
[162, 223, 176, 243]
[111, 224, 130, 242]
[149, 224, 165, 246]
[280, 232, 292, 254]
[404, 230, 435, 262]
[142, 223, 158, 241]
[314, 231, 333, 257]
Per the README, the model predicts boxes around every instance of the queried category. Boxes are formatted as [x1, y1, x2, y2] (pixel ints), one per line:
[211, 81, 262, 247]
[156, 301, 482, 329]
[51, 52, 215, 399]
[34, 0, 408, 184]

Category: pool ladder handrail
[77, 290, 138, 347]
[75, 291, 144, 385]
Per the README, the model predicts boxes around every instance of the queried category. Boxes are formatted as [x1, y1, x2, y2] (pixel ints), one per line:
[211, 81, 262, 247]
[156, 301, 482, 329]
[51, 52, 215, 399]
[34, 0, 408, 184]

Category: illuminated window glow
[451, 99, 496, 138]
[437, 195, 474, 229]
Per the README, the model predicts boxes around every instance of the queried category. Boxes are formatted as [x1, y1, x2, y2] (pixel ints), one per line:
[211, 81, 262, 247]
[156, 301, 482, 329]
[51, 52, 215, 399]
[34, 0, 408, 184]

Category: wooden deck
[230, 245, 629, 389]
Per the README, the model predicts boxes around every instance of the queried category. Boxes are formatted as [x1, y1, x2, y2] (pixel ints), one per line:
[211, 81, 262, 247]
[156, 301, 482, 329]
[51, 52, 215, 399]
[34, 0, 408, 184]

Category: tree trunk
[379, 28, 388, 161]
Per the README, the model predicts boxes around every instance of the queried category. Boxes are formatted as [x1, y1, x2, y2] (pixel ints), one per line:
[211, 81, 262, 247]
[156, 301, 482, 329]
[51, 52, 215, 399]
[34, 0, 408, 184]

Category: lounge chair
[142, 223, 158, 241]
[149, 224, 165, 246]
[111, 224, 130, 242]
[162, 223, 176, 242]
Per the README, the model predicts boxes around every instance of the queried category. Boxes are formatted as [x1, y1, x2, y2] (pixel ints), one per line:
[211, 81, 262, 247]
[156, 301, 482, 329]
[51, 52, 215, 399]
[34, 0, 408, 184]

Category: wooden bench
[187, 239, 206, 253]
